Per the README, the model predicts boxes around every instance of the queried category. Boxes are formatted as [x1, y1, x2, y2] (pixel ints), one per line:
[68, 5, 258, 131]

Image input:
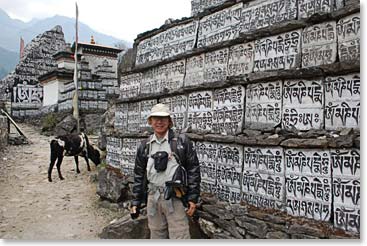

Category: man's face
[151, 116, 170, 136]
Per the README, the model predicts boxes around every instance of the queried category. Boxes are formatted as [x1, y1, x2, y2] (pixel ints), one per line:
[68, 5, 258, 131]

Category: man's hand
[130, 206, 140, 219]
[186, 201, 196, 217]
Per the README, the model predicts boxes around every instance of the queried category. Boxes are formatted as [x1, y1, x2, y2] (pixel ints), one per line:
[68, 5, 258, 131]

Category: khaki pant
[147, 193, 190, 239]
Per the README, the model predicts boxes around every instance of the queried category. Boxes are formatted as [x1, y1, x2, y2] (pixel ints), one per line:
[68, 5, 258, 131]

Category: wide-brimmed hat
[148, 103, 171, 120]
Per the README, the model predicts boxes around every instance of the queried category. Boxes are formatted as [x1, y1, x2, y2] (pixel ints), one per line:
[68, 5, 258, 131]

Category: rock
[97, 167, 130, 203]
[205, 134, 235, 143]
[339, 128, 353, 136]
[328, 135, 354, 148]
[266, 231, 290, 239]
[54, 115, 77, 136]
[202, 204, 234, 220]
[242, 129, 261, 137]
[230, 204, 248, 216]
[280, 138, 328, 148]
[198, 218, 222, 238]
[287, 223, 326, 238]
[235, 216, 268, 238]
[99, 215, 150, 239]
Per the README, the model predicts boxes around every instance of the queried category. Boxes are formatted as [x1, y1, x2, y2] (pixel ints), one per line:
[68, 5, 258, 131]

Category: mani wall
[0, 26, 66, 119]
[104, 0, 360, 238]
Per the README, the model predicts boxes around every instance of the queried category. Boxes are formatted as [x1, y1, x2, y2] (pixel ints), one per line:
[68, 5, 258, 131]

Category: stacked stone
[1, 26, 66, 118]
[105, 0, 360, 237]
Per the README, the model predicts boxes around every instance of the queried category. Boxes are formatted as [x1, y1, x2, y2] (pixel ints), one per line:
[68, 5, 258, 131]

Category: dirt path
[0, 124, 121, 240]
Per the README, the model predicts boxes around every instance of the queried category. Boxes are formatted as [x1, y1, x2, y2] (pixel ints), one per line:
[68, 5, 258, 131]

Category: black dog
[48, 133, 101, 182]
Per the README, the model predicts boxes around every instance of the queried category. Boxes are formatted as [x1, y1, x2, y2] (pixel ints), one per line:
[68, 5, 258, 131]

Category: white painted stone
[106, 137, 123, 169]
[333, 204, 360, 233]
[333, 178, 360, 206]
[140, 59, 186, 94]
[140, 99, 158, 130]
[191, 0, 228, 16]
[216, 143, 243, 188]
[325, 100, 360, 129]
[196, 141, 218, 185]
[241, 0, 297, 34]
[337, 13, 360, 62]
[136, 20, 199, 65]
[228, 42, 254, 76]
[188, 90, 213, 112]
[331, 149, 360, 178]
[286, 197, 331, 221]
[244, 146, 284, 175]
[254, 29, 302, 72]
[325, 73, 360, 102]
[242, 170, 285, 202]
[120, 73, 142, 99]
[298, 0, 334, 19]
[127, 102, 140, 133]
[282, 107, 324, 130]
[285, 149, 331, 177]
[197, 3, 243, 48]
[243, 191, 284, 210]
[184, 54, 205, 87]
[203, 48, 229, 83]
[245, 81, 283, 129]
[115, 104, 128, 132]
[302, 21, 337, 67]
[121, 138, 142, 176]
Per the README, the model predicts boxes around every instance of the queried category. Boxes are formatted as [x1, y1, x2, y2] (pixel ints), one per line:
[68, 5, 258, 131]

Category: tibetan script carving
[254, 30, 301, 72]
[228, 42, 254, 76]
[198, 3, 243, 48]
[337, 13, 360, 62]
[298, 0, 333, 19]
[302, 21, 337, 67]
[245, 81, 282, 129]
[106, 137, 122, 169]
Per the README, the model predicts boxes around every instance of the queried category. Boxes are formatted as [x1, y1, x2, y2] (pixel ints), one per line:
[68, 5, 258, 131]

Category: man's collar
[150, 131, 169, 144]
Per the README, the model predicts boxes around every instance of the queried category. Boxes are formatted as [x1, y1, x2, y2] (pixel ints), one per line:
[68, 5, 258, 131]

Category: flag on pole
[72, 2, 80, 133]
[19, 37, 24, 59]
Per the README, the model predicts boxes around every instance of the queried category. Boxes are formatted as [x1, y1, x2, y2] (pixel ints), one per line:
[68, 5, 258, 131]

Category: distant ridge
[0, 8, 132, 52]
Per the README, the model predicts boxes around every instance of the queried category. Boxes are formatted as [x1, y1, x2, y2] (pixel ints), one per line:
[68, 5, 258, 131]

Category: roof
[38, 68, 74, 84]
[71, 42, 123, 57]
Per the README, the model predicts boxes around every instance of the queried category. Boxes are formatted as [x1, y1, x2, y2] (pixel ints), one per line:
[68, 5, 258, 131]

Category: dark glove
[130, 206, 140, 220]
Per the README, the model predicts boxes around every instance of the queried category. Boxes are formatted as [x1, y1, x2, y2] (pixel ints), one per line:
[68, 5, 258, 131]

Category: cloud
[0, 0, 192, 42]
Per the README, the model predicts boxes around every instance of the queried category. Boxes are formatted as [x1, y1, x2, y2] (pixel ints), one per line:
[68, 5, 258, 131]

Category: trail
[0, 124, 119, 240]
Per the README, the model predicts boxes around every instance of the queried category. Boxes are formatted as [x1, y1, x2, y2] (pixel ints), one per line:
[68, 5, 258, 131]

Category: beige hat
[148, 103, 171, 119]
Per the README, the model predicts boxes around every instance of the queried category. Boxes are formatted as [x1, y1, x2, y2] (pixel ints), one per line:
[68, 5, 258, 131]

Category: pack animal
[48, 133, 101, 182]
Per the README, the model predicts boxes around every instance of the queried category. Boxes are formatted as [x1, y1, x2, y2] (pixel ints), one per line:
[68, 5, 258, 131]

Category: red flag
[19, 37, 24, 59]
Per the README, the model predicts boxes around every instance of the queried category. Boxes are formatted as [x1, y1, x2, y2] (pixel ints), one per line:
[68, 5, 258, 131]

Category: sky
[0, 0, 192, 43]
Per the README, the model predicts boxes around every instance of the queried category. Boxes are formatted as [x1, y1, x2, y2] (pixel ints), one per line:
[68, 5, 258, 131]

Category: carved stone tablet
[136, 20, 198, 65]
[121, 138, 142, 177]
[120, 73, 142, 99]
[184, 54, 205, 87]
[203, 48, 229, 83]
[245, 81, 282, 129]
[106, 137, 123, 169]
[196, 141, 218, 185]
[337, 13, 360, 62]
[212, 85, 245, 135]
[160, 95, 188, 131]
[244, 146, 284, 175]
[286, 175, 332, 221]
[198, 3, 243, 48]
[140, 99, 158, 131]
[325, 73, 360, 130]
[285, 149, 331, 177]
[298, 0, 334, 19]
[254, 30, 302, 72]
[191, 0, 228, 16]
[302, 21, 337, 67]
[228, 42, 254, 76]
[188, 91, 213, 132]
[141, 59, 185, 94]
[241, 0, 297, 34]
[282, 79, 324, 130]
[115, 103, 128, 132]
[127, 102, 140, 133]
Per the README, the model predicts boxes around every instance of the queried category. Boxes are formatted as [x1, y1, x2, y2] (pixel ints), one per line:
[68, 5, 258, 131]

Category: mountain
[0, 46, 18, 79]
[0, 8, 132, 52]
[0, 8, 132, 79]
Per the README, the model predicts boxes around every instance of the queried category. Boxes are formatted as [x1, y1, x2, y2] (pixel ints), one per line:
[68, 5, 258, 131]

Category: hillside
[0, 46, 18, 79]
[0, 8, 131, 52]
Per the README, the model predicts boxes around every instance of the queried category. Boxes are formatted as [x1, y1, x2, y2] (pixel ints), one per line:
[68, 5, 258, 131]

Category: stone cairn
[100, 0, 360, 239]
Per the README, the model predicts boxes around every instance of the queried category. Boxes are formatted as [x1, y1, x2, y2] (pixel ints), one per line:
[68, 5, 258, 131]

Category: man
[130, 103, 201, 239]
